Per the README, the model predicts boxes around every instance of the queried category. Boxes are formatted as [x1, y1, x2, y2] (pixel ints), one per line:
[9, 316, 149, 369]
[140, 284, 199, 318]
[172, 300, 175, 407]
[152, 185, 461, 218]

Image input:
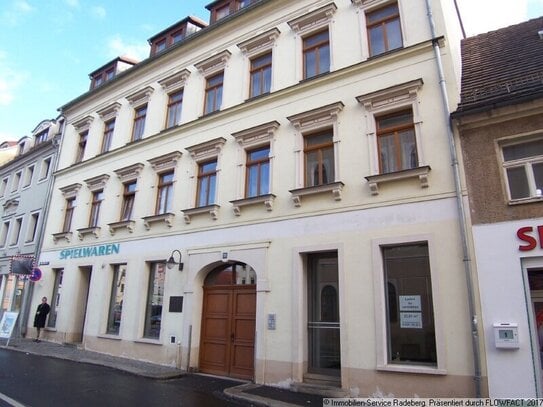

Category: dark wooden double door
[199, 284, 256, 380]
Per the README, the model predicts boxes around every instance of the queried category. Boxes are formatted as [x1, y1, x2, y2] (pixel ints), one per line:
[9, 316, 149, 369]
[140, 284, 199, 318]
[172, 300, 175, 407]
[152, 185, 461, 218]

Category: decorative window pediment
[287, 3, 337, 34]
[114, 163, 145, 183]
[126, 86, 154, 107]
[97, 102, 122, 121]
[237, 28, 281, 57]
[232, 121, 279, 148]
[186, 137, 226, 162]
[159, 69, 191, 93]
[59, 183, 82, 198]
[148, 151, 182, 172]
[73, 116, 94, 132]
[356, 79, 423, 113]
[195, 50, 231, 77]
[287, 101, 344, 132]
[3, 198, 19, 214]
[84, 174, 110, 191]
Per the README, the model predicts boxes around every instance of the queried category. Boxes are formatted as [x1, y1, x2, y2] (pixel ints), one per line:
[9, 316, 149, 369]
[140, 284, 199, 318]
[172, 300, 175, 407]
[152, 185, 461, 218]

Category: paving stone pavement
[2, 337, 325, 407]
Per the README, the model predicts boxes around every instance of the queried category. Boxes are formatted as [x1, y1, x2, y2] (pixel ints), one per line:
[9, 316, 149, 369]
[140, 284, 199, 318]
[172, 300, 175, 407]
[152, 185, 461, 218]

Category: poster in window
[400, 312, 423, 329]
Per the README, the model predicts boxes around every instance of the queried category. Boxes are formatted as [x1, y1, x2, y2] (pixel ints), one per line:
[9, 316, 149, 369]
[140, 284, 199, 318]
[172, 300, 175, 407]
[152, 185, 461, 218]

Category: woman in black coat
[33, 297, 50, 342]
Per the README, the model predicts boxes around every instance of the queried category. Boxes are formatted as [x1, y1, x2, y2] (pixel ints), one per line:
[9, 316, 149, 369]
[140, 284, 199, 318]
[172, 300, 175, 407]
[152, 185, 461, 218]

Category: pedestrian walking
[33, 297, 50, 342]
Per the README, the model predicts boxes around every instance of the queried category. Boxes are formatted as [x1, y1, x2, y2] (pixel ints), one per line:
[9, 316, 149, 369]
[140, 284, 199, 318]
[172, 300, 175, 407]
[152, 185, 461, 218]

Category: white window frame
[0, 220, 10, 248]
[0, 177, 8, 197]
[371, 234, 446, 375]
[11, 171, 21, 193]
[25, 210, 40, 244]
[498, 134, 543, 203]
[9, 216, 23, 247]
[23, 164, 35, 189]
[38, 156, 53, 182]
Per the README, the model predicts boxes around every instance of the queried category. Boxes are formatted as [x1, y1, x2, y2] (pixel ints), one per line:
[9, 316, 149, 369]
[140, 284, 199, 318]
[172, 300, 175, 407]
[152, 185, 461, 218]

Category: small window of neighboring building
[39, 157, 52, 181]
[25, 212, 40, 243]
[502, 137, 543, 201]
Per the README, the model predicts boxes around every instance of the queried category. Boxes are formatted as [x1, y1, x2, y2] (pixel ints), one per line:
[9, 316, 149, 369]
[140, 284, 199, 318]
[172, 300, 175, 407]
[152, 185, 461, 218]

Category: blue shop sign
[59, 243, 120, 260]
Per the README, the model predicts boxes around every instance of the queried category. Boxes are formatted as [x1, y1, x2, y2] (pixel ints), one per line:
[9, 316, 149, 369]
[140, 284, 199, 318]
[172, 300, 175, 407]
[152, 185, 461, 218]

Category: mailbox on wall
[493, 323, 519, 349]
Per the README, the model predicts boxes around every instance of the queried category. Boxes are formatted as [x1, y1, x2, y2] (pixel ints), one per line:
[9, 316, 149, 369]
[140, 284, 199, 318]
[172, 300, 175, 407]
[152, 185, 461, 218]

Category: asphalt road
[0, 349, 247, 407]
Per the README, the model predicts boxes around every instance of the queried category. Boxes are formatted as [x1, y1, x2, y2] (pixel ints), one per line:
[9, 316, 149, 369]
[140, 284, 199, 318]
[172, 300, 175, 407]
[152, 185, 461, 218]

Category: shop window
[382, 243, 436, 366]
[501, 137, 543, 201]
[106, 264, 126, 335]
[47, 269, 63, 328]
[143, 262, 165, 339]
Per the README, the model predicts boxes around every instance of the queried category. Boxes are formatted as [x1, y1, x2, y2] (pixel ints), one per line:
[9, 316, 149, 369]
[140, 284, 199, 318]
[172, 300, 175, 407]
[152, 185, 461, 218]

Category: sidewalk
[2, 338, 325, 407]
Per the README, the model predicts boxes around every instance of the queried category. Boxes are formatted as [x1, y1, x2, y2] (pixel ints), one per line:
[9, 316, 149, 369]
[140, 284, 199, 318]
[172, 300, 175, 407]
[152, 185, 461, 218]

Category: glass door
[307, 252, 341, 376]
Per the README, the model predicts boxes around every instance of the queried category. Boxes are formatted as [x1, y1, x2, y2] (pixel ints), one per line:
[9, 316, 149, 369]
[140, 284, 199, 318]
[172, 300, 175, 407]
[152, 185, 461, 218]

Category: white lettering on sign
[400, 312, 423, 329]
[399, 295, 421, 312]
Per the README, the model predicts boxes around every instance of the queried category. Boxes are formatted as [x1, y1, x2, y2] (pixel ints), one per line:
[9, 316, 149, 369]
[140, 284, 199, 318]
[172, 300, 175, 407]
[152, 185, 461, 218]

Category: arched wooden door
[199, 263, 256, 380]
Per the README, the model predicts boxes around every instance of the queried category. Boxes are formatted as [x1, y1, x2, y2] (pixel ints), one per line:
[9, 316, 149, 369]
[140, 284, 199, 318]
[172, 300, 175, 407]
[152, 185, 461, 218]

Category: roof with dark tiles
[453, 16, 543, 116]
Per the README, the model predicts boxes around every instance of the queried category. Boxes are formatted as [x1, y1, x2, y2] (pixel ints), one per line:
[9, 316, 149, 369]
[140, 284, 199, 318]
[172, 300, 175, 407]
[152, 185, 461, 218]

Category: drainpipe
[424, 0, 482, 397]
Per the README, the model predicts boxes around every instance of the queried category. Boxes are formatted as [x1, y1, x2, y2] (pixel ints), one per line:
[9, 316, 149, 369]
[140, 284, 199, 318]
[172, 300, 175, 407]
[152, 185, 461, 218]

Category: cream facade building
[32, 0, 485, 397]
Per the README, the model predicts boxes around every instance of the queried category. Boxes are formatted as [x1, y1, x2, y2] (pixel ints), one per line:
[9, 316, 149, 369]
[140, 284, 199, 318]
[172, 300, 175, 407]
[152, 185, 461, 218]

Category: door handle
[230, 333, 235, 343]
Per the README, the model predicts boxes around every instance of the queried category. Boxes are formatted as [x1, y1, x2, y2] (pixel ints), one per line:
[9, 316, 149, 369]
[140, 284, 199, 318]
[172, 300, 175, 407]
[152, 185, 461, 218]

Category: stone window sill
[142, 213, 175, 230]
[230, 194, 276, 216]
[108, 220, 136, 235]
[52, 231, 73, 243]
[289, 182, 344, 207]
[77, 226, 100, 240]
[182, 204, 220, 224]
[365, 166, 431, 195]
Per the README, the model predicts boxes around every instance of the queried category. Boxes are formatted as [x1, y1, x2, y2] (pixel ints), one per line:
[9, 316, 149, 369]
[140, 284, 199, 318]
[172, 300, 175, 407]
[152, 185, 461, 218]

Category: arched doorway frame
[180, 243, 270, 382]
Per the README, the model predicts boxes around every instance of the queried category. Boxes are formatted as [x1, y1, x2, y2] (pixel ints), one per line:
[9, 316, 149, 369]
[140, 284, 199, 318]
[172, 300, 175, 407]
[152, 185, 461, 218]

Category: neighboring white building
[0, 119, 60, 335]
[33, 0, 484, 397]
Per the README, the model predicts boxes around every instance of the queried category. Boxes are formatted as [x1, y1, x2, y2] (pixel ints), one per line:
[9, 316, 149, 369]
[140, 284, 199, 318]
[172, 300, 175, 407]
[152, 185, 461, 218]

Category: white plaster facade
[32, 0, 482, 397]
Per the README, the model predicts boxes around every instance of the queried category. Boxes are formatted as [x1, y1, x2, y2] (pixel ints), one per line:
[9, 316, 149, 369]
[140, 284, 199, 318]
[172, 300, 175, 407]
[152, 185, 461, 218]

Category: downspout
[424, 0, 482, 397]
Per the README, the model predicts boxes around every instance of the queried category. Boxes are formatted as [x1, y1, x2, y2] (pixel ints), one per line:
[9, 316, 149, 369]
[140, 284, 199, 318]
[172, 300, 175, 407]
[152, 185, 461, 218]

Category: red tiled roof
[454, 16, 543, 115]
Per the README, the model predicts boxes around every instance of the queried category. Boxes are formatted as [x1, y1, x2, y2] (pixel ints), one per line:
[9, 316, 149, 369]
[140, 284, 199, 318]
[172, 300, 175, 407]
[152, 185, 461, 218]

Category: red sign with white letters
[517, 226, 543, 251]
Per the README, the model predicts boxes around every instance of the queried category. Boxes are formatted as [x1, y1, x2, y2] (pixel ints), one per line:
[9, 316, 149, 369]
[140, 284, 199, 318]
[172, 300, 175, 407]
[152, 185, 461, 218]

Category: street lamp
[166, 250, 184, 271]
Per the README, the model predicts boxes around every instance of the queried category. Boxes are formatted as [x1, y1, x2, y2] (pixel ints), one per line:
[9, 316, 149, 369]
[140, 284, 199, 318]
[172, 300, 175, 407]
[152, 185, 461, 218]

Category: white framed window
[39, 156, 52, 181]
[371, 234, 445, 375]
[0, 177, 8, 197]
[195, 51, 231, 115]
[0, 221, 10, 247]
[9, 217, 22, 246]
[25, 211, 40, 243]
[500, 136, 543, 202]
[11, 171, 21, 193]
[23, 164, 35, 188]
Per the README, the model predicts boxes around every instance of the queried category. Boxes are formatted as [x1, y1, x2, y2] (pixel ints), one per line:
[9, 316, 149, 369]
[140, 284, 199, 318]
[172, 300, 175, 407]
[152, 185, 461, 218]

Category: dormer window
[35, 129, 48, 146]
[89, 57, 137, 90]
[148, 17, 207, 56]
[207, 0, 255, 24]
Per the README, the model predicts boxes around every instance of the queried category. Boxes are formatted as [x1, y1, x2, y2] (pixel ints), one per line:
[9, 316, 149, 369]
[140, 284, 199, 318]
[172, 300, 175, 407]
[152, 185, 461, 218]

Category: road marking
[0, 391, 26, 407]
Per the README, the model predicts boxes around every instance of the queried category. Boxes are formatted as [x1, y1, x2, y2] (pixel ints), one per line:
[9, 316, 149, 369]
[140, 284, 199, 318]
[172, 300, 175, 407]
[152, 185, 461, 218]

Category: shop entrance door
[199, 263, 256, 380]
[307, 252, 341, 380]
